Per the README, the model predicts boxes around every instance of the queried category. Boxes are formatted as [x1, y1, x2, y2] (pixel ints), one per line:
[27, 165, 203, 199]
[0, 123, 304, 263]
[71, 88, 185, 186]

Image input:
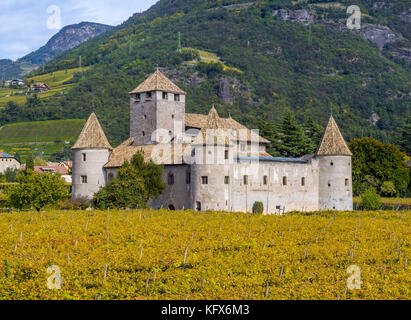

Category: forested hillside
[1, 0, 410, 150]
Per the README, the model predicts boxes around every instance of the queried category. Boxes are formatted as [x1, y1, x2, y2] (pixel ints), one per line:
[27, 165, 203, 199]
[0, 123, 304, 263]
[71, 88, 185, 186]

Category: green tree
[396, 116, 411, 155]
[252, 201, 264, 214]
[349, 138, 410, 196]
[26, 153, 34, 171]
[277, 110, 315, 157]
[380, 181, 397, 197]
[305, 117, 324, 148]
[93, 151, 166, 209]
[359, 188, 382, 210]
[6, 170, 68, 211]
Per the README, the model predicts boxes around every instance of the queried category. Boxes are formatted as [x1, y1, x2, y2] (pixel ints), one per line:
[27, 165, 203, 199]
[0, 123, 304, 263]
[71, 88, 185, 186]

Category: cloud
[0, 0, 158, 60]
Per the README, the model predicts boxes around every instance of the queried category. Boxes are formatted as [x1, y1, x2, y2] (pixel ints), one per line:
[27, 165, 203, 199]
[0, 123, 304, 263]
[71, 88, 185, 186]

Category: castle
[72, 70, 353, 213]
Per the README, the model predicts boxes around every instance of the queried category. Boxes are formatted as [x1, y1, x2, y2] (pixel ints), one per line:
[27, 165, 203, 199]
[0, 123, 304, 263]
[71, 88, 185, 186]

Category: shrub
[58, 197, 91, 210]
[380, 181, 397, 197]
[359, 188, 382, 210]
[252, 201, 264, 214]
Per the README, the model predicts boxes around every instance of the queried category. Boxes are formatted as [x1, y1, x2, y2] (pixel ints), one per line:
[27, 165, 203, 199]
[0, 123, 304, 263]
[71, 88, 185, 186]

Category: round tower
[316, 116, 353, 211]
[72, 113, 113, 200]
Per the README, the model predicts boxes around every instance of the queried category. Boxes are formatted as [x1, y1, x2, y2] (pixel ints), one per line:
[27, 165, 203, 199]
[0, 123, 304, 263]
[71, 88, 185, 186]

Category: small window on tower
[81, 176, 88, 184]
[174, 94, 180, 102]
[146, 92, 152, 99]
[301, 177, 305, 186]
[136, 94, 141, 101]
[225, 149, 229, 160]
[82, 153, 86, 162]
[224, 176, 230, 184]
[172, 114, 175, 119]
[202, 176, 208, 185]
[142, 131, 145, 137]
[283, 176, 287, 186]
[244, 175, 249, 185]
[345, 179, 349, 187]
[163, 92, 168, 100]
[263, 175, 268, 185]
[168, 173, 174, 185]
[330, 162, 334, 166]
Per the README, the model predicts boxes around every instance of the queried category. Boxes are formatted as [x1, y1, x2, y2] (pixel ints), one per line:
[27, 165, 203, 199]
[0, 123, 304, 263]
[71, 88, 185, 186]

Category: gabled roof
[129, 70, 186, 95]
[72, 113, 113, 150]
[316, 116, 352, 156]
[186, 109, 270, 144]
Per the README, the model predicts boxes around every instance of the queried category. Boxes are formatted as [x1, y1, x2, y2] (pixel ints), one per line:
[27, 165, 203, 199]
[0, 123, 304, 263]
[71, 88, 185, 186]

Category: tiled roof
[34, 166, 69, 175]
[186, 109, 270, 144]
[316, 116, 352, 156]
[129, 70, 186, 95]
[0, 152, 13, 158]
[104, 138, 192, 168]
[72, 113, 113, 150]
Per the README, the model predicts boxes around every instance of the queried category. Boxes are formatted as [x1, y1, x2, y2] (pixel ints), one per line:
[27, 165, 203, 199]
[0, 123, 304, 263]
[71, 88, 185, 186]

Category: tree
[359, 188, 382, 210]
[349, 138, 410, 196]
[26, 153, 34, 171]
[6, 170, 68, 211]
[396, 116, 411, 155]
[93, 151, 166, 209]
[252, 201, 264, 214]
[305, 117, 323, 147]
[277, 110, 315, 158]
[0, 168, 19, 183]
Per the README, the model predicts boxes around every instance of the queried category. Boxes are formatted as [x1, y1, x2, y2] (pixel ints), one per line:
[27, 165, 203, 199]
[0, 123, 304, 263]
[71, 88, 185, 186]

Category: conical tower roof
[316, 116, 352, 156]
[72, 113, 113, 150]
[129, 70, 185, 95]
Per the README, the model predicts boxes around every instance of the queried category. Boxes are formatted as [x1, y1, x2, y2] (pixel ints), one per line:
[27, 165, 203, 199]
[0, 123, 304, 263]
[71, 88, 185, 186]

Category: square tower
[129, 70, 186, 146]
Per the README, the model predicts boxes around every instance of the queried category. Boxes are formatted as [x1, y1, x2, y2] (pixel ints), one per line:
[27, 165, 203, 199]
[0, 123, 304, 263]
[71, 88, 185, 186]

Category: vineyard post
[279, 266, 284, 281]
[405, 258, 408, 271]
[20, 231, 23, 242]
[103, 264, 108, 285]
[67, 254, 70, 264]
[201, 278, 205, 289]
[265, 283, 269, 298]
[145, 272, 150, 296]
[182, 244, 190, 270]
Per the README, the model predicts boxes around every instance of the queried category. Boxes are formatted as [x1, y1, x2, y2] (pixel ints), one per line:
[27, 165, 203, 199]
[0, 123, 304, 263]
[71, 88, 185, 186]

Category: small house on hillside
[31, 83, 49, 93]
[0, 152, 21, 174]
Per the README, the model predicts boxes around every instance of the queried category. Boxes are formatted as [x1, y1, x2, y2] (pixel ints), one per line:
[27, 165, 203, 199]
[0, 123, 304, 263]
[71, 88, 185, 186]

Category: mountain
[0, 22, 113, 80]
[1, 0, 410, 150]
[20, 22, 113, 66]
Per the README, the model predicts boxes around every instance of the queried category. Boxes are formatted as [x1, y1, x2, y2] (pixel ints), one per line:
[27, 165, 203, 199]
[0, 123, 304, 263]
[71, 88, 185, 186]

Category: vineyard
[0, 209, 409, 300]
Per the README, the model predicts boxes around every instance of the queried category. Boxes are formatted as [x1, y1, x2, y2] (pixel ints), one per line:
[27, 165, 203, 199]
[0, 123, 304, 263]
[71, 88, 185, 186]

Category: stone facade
[72, 70, 353, 213]
[0, 153, 20, 174]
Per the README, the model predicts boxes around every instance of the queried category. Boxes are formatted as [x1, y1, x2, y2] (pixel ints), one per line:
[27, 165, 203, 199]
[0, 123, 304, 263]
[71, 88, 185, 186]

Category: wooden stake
[182, 244, 190, 270]
[279, 266, 284, 281]
[265, 283, 269, 298]
[145, 272, 150, 295]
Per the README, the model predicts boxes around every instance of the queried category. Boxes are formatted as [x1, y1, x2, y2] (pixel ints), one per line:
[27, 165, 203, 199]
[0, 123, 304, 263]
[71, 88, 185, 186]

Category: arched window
[168, 205, 175, 211]
[283, 176, 287, 186]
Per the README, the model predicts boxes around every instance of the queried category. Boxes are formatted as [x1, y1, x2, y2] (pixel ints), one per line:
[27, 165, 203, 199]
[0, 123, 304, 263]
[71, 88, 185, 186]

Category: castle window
[328, 182, 331, 187]
[162, 92, 168, 100]
[282, 176, 287, 186]
[174, 94, 180, 102]
[240, 143, 246, 152]
[243, 175, 248, 185]
[301, 177, 305, 186]
[136, 94, 141, 101]
[146, 92, 152, 99]
[144, 114, 147, 119]
[142, 131, 145, 136]
[196, 201, 202, 211]
[345, 179, 349, 187]
[263, 175, 268, 185]
[192, 149, 196, 157]
[172, 114, 175, 119]
[81, 176, 88, 184]
[330, 162, 334, 166]
[168, 173, 174, 185]
[201, 176, 208, 185]
[82, 153, 86, 162]
[225, 149, 229, 160]
[224, 176, 230, 185]
[186, 172, 191, 184]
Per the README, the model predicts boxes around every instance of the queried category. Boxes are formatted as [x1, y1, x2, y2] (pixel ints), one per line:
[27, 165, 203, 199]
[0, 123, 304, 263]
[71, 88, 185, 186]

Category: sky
[0, 0, 158, 61]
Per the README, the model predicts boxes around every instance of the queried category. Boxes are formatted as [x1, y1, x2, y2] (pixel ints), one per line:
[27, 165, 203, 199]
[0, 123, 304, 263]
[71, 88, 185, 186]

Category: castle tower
[129, 70, 186, 146]
[72, 113, 113, 200]
[316, 116, 353, 211]
[191, 107, 233, 212]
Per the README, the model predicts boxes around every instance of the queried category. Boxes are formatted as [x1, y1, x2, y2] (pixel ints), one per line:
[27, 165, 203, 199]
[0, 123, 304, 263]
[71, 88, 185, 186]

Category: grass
[354, 197, 411, 207]
[0, 209, 409, 300]
[0, 119, 86, 162]
[0, 67, 90, 108]
[183, 47, 243, 73]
